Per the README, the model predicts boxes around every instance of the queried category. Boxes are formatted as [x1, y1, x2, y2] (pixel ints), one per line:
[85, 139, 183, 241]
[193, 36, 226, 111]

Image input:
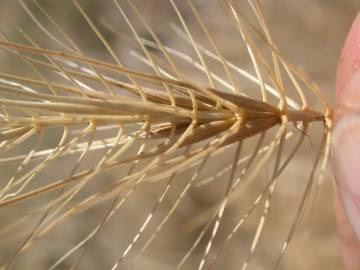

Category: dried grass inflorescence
[0, 0, 333, 269]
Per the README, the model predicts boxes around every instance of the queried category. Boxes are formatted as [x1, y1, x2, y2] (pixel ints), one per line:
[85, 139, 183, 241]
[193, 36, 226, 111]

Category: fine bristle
[0, 1, 336, 269]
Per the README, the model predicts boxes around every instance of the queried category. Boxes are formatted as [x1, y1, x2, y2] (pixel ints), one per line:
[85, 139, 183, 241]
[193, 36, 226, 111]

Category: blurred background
[0, 1, 359, 269]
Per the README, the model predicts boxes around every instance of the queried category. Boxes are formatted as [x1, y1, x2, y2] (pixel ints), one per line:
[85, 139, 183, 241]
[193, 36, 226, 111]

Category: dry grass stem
[0, 1, 337, 269]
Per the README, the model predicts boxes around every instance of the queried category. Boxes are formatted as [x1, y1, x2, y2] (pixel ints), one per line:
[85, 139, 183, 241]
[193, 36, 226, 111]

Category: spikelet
[0, 1, 334, 269]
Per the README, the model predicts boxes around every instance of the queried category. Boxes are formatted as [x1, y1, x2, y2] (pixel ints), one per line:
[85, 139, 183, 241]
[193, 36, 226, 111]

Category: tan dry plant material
[0, 0, 335, 269]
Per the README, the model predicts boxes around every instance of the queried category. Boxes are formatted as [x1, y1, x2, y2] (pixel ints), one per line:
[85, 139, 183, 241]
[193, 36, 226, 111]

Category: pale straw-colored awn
[0, 1, 334, 269]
